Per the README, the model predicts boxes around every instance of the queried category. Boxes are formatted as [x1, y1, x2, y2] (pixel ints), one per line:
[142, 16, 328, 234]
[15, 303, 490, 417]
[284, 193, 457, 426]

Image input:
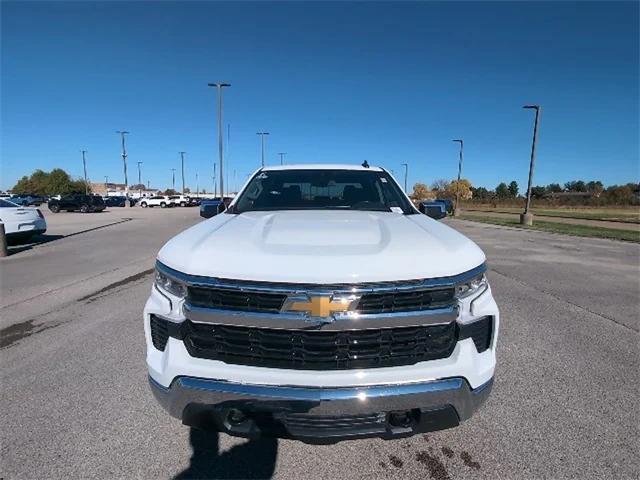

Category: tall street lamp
[213, 163, 217, 198]
[521, 105, 541, 226]
[401, 163, 408, 192]
[452, 139, 464, 217]
[208, 83, 231, 200]
[81, 150, 88, 194]
[116, 130, 129, 195]
[179, 151, 186, 194]
[257, 132, 269, 167]
[171, 168, 176, 191]
[278, 152, 287, 165]
[137, 162, 143, 200]
[195, 173, 199, 198]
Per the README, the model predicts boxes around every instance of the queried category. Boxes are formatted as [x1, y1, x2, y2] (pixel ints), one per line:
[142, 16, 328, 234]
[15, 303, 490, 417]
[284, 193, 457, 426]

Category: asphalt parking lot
[1, 208, 638, 479]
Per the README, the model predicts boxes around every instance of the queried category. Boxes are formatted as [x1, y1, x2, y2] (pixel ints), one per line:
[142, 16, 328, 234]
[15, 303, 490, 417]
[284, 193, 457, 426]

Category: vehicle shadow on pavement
[7, 234, 65, 255]
[174, 428, 278, 480]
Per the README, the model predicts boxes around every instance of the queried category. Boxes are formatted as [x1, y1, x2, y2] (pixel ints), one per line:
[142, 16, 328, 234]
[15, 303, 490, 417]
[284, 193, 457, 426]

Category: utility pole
[179, 152, 186, 194]
[171, 168, 176, 191]
[147, 180, 150, 189]
[213, 163, 217, 198]
[81, 150, 88, 194]
[104, 176, 109, 185]
[137, 162, 143, 200]
[116, 130, 129, 195]
[256, 132, 269, 167]
[278, 152, 287, 165]
[208, 82, 231, 201]
[401, 163, 408, 192]
[195, 173, 199, 198]
[521, 105, 541, 225]
[452, 139, 464, 217]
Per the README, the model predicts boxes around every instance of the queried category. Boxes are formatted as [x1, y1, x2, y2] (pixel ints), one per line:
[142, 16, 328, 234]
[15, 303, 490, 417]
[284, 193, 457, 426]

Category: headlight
[455, 273, 487, 299]
[155, 268, 187, 298]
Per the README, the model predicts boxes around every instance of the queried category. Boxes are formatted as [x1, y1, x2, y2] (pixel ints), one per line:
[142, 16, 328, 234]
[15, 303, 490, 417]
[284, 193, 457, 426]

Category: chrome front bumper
[149, 375, 493, 442]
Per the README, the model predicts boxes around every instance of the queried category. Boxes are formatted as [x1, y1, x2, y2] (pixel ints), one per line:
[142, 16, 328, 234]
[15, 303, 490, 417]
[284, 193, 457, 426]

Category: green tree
[564, 180, 587, 192]
[531, 186, 546, 198]
[11, 168, 90, 195]
[495, 182, 509, 199]
[508, 181, 519, 198]
[546, 183, 562, 193]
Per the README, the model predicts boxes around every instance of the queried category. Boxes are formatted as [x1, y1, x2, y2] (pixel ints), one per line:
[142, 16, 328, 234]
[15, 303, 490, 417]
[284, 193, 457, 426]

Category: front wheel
[140, 202, 148, 208]
[80, 204, 89, 213]
[160, 202, 166, 208]
[180, 202, 186, 207]
[49, 204, 60, 213]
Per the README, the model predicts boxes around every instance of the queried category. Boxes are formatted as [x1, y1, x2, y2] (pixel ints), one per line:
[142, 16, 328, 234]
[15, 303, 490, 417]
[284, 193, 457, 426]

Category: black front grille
[150, 315, 169, 351]
[181, 321, 457, 370]
[358, 288, 455, 313]
[188, 287, 286, 313]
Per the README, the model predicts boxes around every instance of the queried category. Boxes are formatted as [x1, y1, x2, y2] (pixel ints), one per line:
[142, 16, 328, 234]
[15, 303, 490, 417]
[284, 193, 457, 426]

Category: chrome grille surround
[156, 261, 486, 331]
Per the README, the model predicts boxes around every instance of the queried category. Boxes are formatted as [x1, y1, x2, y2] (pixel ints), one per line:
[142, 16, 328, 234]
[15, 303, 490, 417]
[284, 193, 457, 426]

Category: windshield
[232, 169, 415, 214]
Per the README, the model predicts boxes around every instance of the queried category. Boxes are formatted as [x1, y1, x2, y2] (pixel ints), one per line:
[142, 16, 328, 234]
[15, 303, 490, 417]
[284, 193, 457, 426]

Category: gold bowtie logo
[287, 296, 353, 318]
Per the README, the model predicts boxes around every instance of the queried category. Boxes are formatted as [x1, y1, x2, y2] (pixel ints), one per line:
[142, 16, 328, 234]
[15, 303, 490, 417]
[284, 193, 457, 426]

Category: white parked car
[139, 196, 175, 208]
[168, 195, 191, 207]
[145, 164, 499, 443]
[0, 199, 47, 243]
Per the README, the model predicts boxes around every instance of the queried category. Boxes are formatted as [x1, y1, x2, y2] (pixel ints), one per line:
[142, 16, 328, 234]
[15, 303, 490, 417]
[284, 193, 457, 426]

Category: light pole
[208, 82, 231, 201]
[179, 151, 186, 194]
[104, 176, 109, 185]
[195, 173, 199, 198]
[116, 130, 129, 195]
[256, 132, 269, 167]
[521, 105, 541, 225]
[452, 139, 464, 217]
[81, 150, 88, 194]
[278, 152, 287, 165]
[171, 168, 176, 191]
[137, 162, 143, 200]
[401, 163, 408, 192]
[213, 163, 217, 198]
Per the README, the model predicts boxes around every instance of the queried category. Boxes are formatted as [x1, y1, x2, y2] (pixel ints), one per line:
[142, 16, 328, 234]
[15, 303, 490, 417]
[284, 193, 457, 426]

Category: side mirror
[419, 202, 447, 220]
[200, 202, 220, 219]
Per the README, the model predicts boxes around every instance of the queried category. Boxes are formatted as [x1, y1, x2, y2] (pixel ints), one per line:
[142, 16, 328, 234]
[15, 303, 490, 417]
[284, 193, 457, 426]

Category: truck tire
[80, 204, 89, 213]
[141, 202, 148, 208]
[180, 202, 186, 207]
[160, 202, 167, 208]
[49, 204, 60, 213]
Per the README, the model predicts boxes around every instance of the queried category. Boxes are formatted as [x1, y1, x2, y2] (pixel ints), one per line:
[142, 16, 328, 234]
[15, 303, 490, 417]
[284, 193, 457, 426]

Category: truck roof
[261, 164, 384, 172]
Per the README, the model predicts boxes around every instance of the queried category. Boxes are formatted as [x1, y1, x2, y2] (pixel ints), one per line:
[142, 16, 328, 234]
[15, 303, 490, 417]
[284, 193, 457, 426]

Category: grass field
[462, 206, 640, 223]
[458, 215, 640, 243]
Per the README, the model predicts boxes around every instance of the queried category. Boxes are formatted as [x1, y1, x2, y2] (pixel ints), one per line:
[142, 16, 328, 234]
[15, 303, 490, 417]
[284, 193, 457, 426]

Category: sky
[1, 1, 638, 193]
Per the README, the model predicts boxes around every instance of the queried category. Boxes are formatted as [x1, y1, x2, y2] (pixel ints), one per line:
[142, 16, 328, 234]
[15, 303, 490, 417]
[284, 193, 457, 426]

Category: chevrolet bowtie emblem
[284, 295, 359, 318]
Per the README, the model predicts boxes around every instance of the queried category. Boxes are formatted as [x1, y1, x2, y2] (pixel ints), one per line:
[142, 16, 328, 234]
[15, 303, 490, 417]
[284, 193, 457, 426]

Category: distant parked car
[199, 199, 224, 218]
[9, 194, 46, 206]
[104, 196, 128, 207]
[139, 195, 176, 208]
[168, 195, 192, 207]
[0, 199, 47, 243]
[433, 198, 453, 214]
[48, 194, 106, 213]
[418, 201, 447, 220]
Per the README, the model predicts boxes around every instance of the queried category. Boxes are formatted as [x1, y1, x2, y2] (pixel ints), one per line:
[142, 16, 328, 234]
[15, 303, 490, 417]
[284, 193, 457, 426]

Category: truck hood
[158, 210, 486, 283]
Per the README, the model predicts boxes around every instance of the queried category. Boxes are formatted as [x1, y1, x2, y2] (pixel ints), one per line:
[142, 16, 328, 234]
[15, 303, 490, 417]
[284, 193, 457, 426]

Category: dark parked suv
[48, 194, 106, 213]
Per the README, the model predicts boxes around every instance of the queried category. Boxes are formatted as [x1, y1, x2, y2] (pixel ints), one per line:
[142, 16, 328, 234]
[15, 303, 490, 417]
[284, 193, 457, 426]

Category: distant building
[90, 182, 160, 198]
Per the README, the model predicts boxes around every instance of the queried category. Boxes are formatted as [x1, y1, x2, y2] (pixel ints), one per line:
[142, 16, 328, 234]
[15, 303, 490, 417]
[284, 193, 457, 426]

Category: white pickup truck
[145, 164, 499, 442]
